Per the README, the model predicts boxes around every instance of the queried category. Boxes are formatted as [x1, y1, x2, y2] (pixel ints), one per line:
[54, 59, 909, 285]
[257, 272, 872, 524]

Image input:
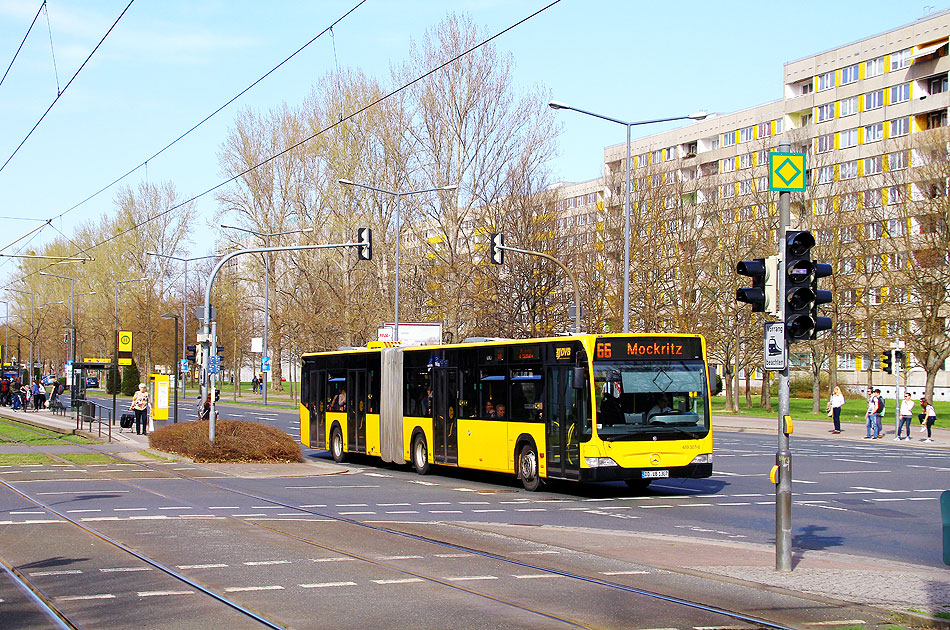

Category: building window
[721, 184, 735, 198]
[840, 257, 856, 274]
[757, 121, 771, 138]
[739, 179, 754, 195]
[816, 102, 835, 122]
[839, 225, 856, 242]
[652, 149, 663, 162]
[840, 160, 858, 179]
[839, 96, 858, 117]
[890, 82, 910, 104]
[720, 158, 735, 173]
[866, 56, 885, 78]
[865, 254, 882, 271]
[739, 126, 754, 143]
[841, 192, 858, 211]
[816, 133, 835, 153]
[888, 151, 908, 170]
[816, 165, 834, 184]
[864, 188, 882, 207]
[815, 198, 832, 215]
[841, 64, 859, 84]
[774, 119, 783, 133]
[887, 218, 907, 237]
[928, 110, 948, 129]
[666, 146, 677, 161]
[891, 48, 912, 70]
[840, 128, 859, 148]
[929, 74, 948, 95]
[722, 132, 736, 147]
[890, 117, 909, 137]
[887, 185, 903, 205]
[756, 176, 768, 191]
[838, 353, 856, 370]
[739, 153, 753, 169]
[864, 155, 883, 175]
[817, 71, 835, 91]
[865, 122, 884, 142]
[801, 81, 813, 95]
[865, 89, 884, 110]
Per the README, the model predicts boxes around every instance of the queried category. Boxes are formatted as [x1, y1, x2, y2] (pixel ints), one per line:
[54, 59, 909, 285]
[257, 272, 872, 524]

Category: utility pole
[775, 140, 793, 573]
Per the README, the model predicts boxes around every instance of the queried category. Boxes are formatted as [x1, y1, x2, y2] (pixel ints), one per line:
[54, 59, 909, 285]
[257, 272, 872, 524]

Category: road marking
[300, 581, 357, 588]
[429, 510, 463, 514]
[819, 470, 891, 474]
[513, 550, 559, 555]
[377, 555, 423, 560]
[717, 502, 751, 506]
[804, 621, 866, 626]
[385, 510, 419, 514]
[513, 573, 564, 579]
[244, 560, 291, 566]
[373, 578, 424, 584]
[10, 511, 45, 514]
[288, 485, 379, 489]
[100, 567, 151, 573]
[114, 508, 147, 512]
[158, 506, 192, 511]
[178, 564, 228, 569]
[447, 575, 498, 582]
[224, 585, 284, 592]
[337, 503, 368, 507]
[339, 511, 376, 515]
[515, 508, 547, 512]
[363, 473, 392, 478]
[299, 504, 327, 508]
[472, 509, 503, 513]
[138, 590, 194, 597]
[378, 503, 410, 507]
[419, 502, 451, 505]
[459, 501, 490, 505]
[249, 506, 282, 510]
[30, 570, 82, 576]
[407, 480, 438, 486]
[208, 506, 241, 510]
[435, 553, 474, 558]
[65, 509, 101, 514]
[311, 557, 355, 563]
[601, 570, 649, 575]
[57, 594, 115, 601]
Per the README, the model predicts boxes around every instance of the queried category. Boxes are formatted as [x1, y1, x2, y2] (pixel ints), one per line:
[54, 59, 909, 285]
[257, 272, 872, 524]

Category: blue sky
[0, 0, 941, 261]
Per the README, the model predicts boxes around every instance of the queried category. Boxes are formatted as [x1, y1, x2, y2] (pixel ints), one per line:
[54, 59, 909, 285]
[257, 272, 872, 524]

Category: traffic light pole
[776, 140, 792, 572]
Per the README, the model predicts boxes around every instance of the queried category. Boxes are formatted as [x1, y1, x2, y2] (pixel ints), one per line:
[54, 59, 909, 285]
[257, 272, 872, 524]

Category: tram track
[0, 418, 794, 629]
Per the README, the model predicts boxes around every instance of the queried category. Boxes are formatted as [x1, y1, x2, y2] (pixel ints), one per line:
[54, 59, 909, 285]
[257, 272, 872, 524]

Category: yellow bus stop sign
[769, 152, 806, 192]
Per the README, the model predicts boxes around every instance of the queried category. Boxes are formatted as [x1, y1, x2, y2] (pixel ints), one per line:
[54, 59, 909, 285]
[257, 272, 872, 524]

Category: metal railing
[77, 400, 114, 443]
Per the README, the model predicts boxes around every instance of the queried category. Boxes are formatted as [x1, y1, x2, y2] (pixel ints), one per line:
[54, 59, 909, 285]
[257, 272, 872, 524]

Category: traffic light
[489, 232, 505, 265]
[881, 351, 893, 374]
[186, 345, 197, 362]
[784, 230, 834, 342]
[357, 227, 372, 261]
[895, 350, 906, 369]
[736, 255, 779, 315]
[63, 332, 69, 344]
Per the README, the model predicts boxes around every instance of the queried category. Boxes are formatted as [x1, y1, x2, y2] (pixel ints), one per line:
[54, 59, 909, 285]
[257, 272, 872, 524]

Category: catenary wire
[0, 0, 136, 176]
[0, 1, 47, 90]
[44, 1, 61, 95]
[51, 0, 368, 224]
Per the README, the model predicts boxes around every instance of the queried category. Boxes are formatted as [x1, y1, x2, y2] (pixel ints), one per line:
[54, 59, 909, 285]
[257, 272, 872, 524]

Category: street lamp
[219, 225, 313, 404]
[548, 100, 707, 333]
[113, 277, 147, 425]
[338, 179, 457, 341]
[146, 252, 221, 398]
[161, 313, 180, 424]
[37, 272, 98, 365]
[7, 288, 34, 383]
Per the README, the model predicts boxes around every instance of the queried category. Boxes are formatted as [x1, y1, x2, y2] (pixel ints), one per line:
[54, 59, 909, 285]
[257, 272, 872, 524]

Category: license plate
[642, 470, 669, 479]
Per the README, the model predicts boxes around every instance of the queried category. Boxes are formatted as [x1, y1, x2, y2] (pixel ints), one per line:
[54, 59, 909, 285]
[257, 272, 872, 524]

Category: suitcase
[120, 413, 134, 429]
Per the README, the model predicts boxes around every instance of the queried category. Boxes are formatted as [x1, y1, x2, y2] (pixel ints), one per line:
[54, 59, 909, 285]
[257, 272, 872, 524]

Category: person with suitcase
[129, 383, 151, 435]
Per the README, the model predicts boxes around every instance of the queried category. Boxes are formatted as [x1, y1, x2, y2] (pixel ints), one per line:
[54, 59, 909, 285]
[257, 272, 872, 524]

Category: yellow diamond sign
[769, 152, 806, 192]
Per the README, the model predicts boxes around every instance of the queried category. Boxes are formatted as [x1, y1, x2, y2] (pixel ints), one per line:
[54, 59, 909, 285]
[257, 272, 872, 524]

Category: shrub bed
[149, 419, 303, 463]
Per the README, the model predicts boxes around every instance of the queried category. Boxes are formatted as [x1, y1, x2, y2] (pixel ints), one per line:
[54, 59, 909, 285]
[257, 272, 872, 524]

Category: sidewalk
[2, 406, 948, 625]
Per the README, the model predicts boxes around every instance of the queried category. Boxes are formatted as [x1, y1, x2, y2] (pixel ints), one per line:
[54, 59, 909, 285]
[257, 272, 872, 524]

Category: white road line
[373, 578, 424, 584]
[339, 511, 376, 515]
[385, 510, 419, 514]
[65, 509, 101, 513]
[446, 575, 498, 582]
[10, 511, 45, 514]
[716, 502, 751, 506]
[378, 503, 410, 507]
[299, 504, 327, 508]
[138, 590, 194, 597]
[819, 470, 891, 474]
[300, 581, 357, 588]
[224, 585, 284, 592]
[407, 480, 437, 486]
[601, 570, 649, 575]
[29, 570, 82, 576]
[472, 509, 504, 513]
[513, 574, 564, 579]
[57, 594, 115, 601]
[804, 620, 866, 626]
[244, 560, 291, 566]
[458, 501, 490, 505]
[419, 502, 451, 505]
[311, 557, 355, 563]
[208, 506, 241, 510]
[288, 485, 379, 489]
[837, 459, 875, 464]
[429, 510, 463, 514]
[158, 506, 192, 511]
[377, 555, 423, 560]
[232, 514, 268, 517]
[435, 553, 474, 558]
[177, 564, 229, 569]
[515, 508, 547, 512]
[513, 550, 559, 555]
[114, 508, 147, 512]
[336, 503, 368, 507]
[100, 567, 151, 573]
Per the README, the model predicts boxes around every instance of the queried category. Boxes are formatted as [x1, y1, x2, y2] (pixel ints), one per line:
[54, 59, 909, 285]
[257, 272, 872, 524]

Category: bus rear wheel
[518, 444, 541, 492]
[411, 434, 429, 475]
[330, 427, 346, 463]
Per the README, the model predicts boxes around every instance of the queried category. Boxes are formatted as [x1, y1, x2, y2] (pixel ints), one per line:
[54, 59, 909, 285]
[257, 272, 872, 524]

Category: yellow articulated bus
[299, 334, 715, 491]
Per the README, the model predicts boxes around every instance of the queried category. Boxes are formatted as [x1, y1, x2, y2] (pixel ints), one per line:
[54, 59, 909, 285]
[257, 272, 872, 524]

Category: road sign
[764, 322, 787, 371]
[261, 356, 271, 372]
[118, 330, 133, 366]
[208, 356, 221, 374]
[769, 152, 806, 192]
[180, 359, 189, 372]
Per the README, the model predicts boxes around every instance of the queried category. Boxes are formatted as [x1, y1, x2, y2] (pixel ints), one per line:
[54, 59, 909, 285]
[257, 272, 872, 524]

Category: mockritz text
[627, 342, 683, 356]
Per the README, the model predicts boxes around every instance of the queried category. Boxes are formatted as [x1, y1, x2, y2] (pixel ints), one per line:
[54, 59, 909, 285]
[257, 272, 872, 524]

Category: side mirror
[572, 366, 586, 389]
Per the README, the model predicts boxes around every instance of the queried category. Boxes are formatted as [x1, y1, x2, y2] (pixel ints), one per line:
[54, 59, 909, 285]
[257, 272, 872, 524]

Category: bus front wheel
[411, 434, 430, 475]
[518, 444, 541, 492]
[330, 427, 346, 463]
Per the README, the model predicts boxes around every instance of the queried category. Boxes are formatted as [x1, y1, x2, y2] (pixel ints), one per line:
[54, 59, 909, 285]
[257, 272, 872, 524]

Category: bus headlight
[584, 457, 619, 468]
[690, 453, 712, 464]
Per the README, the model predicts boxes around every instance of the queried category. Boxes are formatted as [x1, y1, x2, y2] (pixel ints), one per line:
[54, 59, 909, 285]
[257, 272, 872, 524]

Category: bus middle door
[432, 367, 459, 465]
[545, 366, 581, 480]
[310, 370, 326, 449]
[347, 369, 367, 454]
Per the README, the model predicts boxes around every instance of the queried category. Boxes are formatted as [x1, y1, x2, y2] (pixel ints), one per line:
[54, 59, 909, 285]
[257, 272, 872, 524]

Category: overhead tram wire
[0, 0, 136, 176]
[50, 0, 369, 224]
[61, 0, 564, 262]
[0, 1, 47, 90]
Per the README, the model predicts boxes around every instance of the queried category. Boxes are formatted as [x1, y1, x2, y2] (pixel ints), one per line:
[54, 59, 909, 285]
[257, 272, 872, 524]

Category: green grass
[57, 453, 119, 465]
[0, 454, 56, 465]
[137, 450, 176, 462]
[0, 419, 93, 445]
[714, 397, 949, 429]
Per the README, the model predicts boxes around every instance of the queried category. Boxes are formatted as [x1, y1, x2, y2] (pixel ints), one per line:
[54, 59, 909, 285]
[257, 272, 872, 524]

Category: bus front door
[310, 370, 326, 449]
[432, 368, 459, 465]
[545, 366, 581, 480]
[347, 370, 367, 454]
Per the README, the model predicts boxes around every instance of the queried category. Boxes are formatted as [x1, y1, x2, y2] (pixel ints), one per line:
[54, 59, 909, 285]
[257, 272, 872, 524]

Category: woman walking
[129, 384, 150, 436]
[828, 386, 845, 434]
[896, 393, 914, 441]
[920, 398, 936, 443]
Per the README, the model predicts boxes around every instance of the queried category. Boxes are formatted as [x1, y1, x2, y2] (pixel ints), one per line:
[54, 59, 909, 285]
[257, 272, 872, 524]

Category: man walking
[864, 387, 878, 439]
[873, 389, 885, 438]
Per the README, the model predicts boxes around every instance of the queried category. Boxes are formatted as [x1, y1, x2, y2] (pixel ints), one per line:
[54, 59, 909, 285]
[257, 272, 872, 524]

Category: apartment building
[583, 11, 950, 395]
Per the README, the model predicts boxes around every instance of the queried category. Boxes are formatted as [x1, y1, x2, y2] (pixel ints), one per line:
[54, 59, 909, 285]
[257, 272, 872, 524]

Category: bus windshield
[593, 360, 709, 441]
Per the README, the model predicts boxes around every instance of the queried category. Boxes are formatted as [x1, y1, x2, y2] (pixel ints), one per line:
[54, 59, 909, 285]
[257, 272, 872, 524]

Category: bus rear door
[310, 369, 326, 449]
[347, 369, 367, 454]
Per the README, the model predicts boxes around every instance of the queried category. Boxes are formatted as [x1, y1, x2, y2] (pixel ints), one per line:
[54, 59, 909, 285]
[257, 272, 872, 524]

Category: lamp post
[548, 101, 707, 333]
[146, 252, 220, 398]
[219, 225, 313, 404]
[161, 313, 180, 424]
[7, 289, 34, 383]
[338, 179, 457, 341]
[38, 301, 65, 378]
[113, 278, 147, 425]
[1, 301, 7, 370]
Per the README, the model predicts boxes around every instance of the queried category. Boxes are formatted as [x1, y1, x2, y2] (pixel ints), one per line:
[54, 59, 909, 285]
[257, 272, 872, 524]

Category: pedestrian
[863, 386, 877, 439]
[198, 394, 211, 421]
[11, 379, 21, 411]
[31, 381, 46, 412]
[873, 389, 885, 438]
[920, 398, 936, 443]
[0, 377, 9, 406]
[827, 386, 845, 433]
[896, 392, 914, 441]
[129, 383, 150, 436]
[251, 375, 259, 394]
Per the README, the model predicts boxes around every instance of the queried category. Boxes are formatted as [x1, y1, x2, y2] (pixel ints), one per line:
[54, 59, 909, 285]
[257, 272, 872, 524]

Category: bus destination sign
[594, 337, 703, 361]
